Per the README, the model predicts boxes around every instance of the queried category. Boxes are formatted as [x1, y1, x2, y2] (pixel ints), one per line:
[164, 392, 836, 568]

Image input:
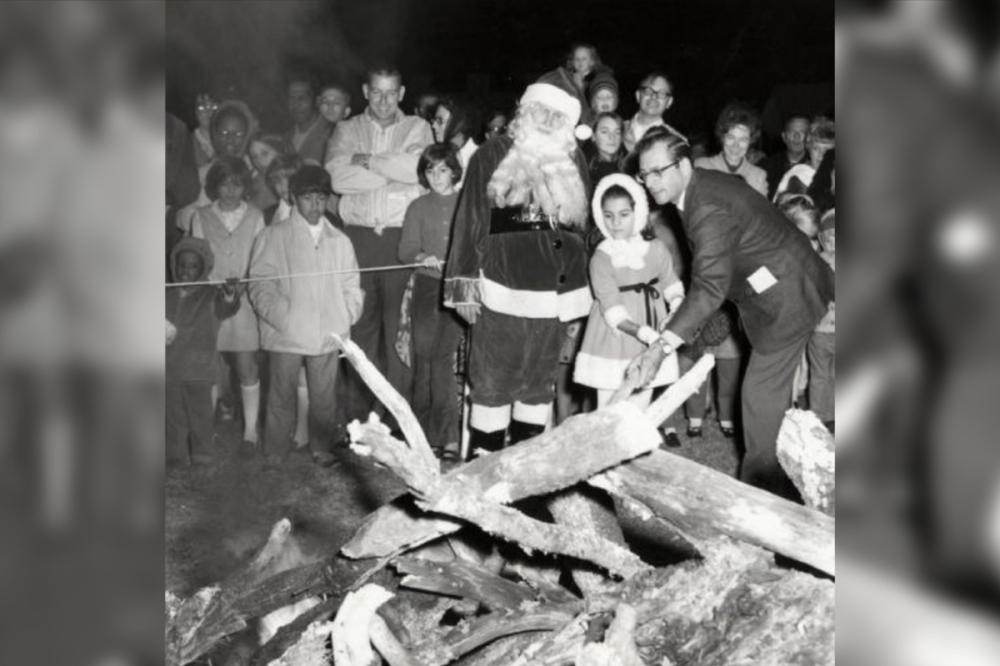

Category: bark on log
[590, 448, 836, 576]
[577, 604, 644, 666]
[547, 487, 626, 596]
[777, 408, 835, 515]
[342, 400, 663, 559]
[428, 488, 651, 578]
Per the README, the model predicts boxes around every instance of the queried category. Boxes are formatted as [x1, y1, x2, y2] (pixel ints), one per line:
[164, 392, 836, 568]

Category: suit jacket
[665, 169, 834, 354]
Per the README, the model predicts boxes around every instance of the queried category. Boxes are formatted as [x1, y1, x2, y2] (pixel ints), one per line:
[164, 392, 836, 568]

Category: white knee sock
[241, 382, 260, 443]
[294, 384, 310, 447]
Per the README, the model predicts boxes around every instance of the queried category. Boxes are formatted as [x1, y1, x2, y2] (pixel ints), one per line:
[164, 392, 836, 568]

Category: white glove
[166, 319, 177, 345]
[637, 325, 660, 346]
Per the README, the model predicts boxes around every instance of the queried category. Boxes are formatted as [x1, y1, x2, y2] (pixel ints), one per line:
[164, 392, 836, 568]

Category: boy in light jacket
[249, 166, 364, 466]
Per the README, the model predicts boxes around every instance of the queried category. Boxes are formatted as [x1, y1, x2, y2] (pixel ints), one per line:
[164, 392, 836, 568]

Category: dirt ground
[164, 404, 740, 598]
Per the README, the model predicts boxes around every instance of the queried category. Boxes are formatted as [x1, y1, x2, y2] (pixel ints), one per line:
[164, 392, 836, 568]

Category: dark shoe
[720, 424, 735, 439]
[508, 420, 545, 446]
[469, 428, 506, 458]
[661, 431, 682, 448]
[686, 424, 704, 438]
[239, 439, 259, 459]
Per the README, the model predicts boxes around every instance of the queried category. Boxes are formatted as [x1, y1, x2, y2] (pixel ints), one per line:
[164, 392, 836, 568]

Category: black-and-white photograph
[164, 1, 835, 664]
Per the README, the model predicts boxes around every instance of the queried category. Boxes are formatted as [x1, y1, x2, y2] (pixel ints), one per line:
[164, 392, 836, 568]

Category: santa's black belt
[619, 278, 661, 329]
[489, 207, 561, 234]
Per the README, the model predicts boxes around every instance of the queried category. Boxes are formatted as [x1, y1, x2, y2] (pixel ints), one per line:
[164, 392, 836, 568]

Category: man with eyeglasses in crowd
[628, 127, 834, 500]
[327, 65, 433, 427]
[623, 71, 686, 152]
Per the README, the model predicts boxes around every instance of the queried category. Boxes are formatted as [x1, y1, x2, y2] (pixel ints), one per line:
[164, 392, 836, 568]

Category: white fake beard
[486, 116, 589, 229]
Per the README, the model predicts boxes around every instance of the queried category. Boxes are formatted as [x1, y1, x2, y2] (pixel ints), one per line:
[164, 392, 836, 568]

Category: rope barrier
[165, 261, 427, 289]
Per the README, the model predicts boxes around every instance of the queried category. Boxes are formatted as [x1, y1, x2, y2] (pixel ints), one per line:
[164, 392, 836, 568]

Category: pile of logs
[166, 339, 835, 666]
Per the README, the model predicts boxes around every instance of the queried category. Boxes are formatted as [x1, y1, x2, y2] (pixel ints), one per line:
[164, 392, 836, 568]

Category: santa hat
[592, 174, 649, 241]
[520, 82, 581, 127]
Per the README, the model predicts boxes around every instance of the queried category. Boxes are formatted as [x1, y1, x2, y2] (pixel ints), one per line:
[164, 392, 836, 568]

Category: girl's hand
[221, 278, 240, 300]
[420, 255, 444, 271]
[637, 325, 661, 346]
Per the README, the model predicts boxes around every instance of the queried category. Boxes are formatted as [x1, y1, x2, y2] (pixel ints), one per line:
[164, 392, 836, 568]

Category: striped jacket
[326, 109, 433, 234]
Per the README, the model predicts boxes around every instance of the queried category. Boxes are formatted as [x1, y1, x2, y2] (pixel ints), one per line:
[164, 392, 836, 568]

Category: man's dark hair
[287, 73, 316, 96]
[319, 81, 352, 107]
[784, 114, 810, 132]
[638, 70, 673, 93]
[417, 143, 462, 190]
[634, 125, 691, 162]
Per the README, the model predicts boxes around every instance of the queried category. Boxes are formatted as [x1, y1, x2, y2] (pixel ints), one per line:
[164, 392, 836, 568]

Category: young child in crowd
[263, 153, 304, 225]
[398, 143, 464, 460]
[809, 209, 835, 431]
[166, 237, 239, 466]
[192, 156, 266, 456]
[248, 165, 364, 468]
[778, 193, 820, 249]
[574, 175, 685, 429]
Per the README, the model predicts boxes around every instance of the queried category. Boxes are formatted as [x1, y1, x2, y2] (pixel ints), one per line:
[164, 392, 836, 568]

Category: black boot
[468, 428, 506, 459]
[508, 420, 546, 446]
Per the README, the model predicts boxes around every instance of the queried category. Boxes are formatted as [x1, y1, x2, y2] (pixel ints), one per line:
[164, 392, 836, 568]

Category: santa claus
[444, 81, 593, 456]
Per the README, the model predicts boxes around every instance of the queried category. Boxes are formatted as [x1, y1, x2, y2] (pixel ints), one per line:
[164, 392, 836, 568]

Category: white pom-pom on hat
[574, 124, 593, 142]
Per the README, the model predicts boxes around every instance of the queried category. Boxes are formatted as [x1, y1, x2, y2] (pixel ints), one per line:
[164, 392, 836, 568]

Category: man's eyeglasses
[640, 87, 672, 101]
[636, 159, 680, 184]
[218, 130, 245, 140]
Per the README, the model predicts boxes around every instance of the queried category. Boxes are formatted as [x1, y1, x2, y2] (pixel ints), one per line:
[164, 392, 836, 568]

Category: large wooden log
[590, 448, 836, 576]
[777, 408, 835, 515]
[341, 400, 663, 559]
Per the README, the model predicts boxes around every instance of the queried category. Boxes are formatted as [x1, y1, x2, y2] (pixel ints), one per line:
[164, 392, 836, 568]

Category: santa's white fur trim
[592, 174, 649, 241]
[520, 83, 581, 126]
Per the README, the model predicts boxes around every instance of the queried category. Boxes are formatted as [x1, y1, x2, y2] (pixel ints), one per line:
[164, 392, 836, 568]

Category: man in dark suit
[631, 127, 834, 497]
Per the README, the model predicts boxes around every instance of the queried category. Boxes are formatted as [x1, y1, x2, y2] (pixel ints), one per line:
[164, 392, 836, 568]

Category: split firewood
[370, 614, 419, 666]
[333, 334, 439, 475]
[166, 518, 342, 666]
[590, 449, 836, 576]
[410, 602, 583, 666]
[348, 414, 439, 500]
[331, 584, 394, 666]
[428, 487, 650, 578]
[343, 399, 665, 559]
[777, 408, 835, 515]
[394, 555, 541, 611]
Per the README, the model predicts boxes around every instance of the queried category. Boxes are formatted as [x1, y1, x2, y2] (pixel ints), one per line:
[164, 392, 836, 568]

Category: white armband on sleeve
[603, 305, 630, 329]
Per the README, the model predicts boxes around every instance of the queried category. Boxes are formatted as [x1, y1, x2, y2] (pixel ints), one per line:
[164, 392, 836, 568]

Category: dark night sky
[167, 0, 832, 145]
